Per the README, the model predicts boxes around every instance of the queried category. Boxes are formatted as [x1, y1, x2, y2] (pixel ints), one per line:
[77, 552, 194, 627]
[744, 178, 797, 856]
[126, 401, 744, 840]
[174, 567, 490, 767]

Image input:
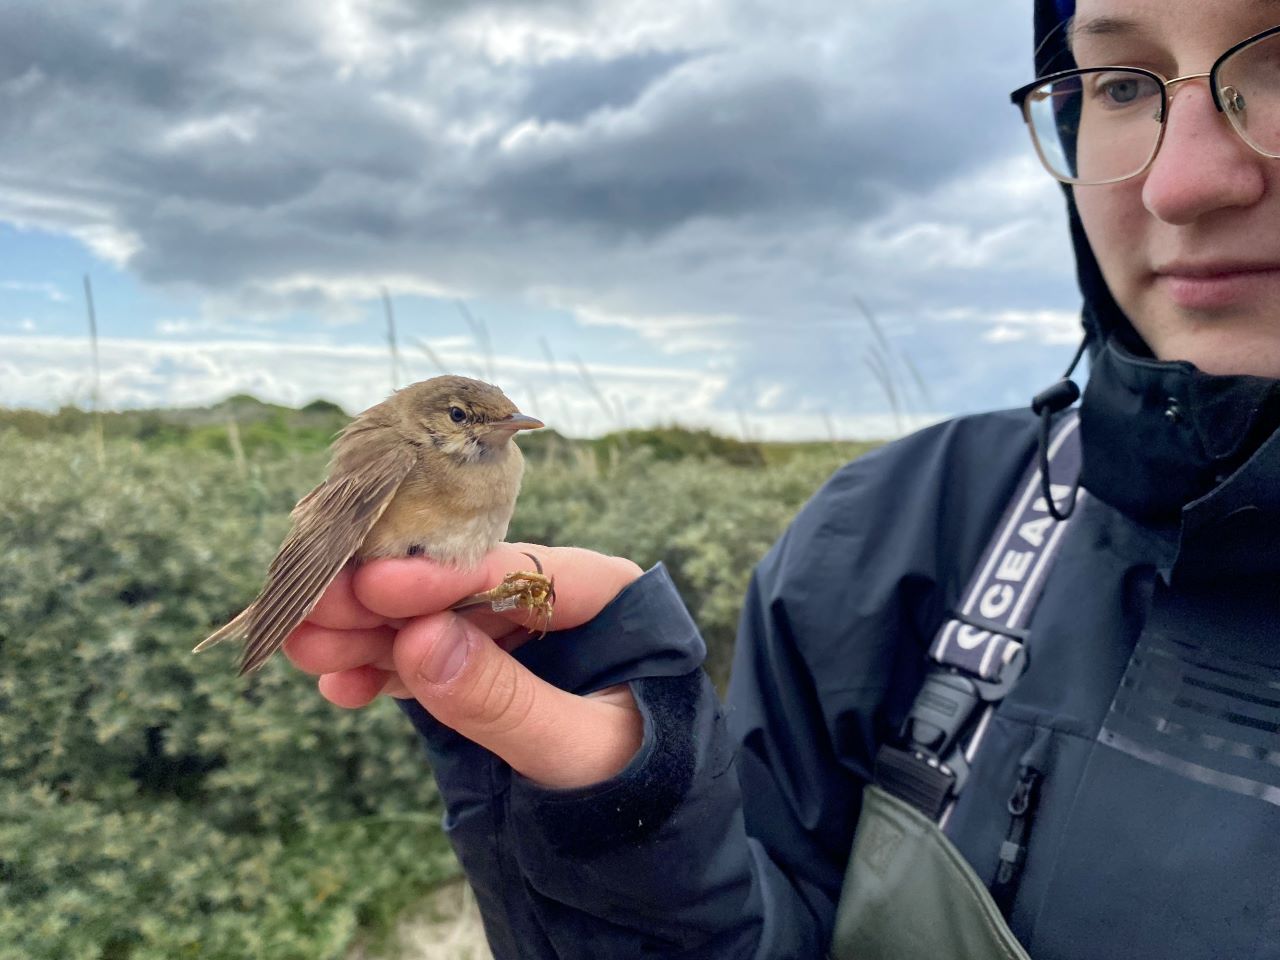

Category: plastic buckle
[874, 670, 981, 817]
[903, 671, 980, 758]
[874, 744, 962, 820]
[880, 654, 1030, 819]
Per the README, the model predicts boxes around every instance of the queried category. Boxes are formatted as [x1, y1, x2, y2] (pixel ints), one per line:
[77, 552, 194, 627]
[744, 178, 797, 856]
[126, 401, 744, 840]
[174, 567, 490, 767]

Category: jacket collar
[1078, 337, 1280, 579]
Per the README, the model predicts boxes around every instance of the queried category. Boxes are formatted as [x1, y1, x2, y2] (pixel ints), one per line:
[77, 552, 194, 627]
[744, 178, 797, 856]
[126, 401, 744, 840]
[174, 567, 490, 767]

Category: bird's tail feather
[193, 607, 252, 653]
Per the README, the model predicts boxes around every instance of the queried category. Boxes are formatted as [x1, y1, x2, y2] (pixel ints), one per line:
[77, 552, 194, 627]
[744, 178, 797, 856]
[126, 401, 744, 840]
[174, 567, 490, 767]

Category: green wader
[828, 785, 1031, 960]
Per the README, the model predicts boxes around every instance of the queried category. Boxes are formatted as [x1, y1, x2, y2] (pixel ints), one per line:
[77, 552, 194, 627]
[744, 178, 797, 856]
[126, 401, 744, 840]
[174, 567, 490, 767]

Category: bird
[194, 375, 551, 676]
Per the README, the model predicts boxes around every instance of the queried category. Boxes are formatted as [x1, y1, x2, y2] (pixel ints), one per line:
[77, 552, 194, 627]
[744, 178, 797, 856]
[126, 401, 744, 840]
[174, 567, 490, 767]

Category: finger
[393, 612, 643, 789]
[305, 565, 387, 630]
[584, 682, 637, 708]
[283, 622, 396, 675]
[353, 544, 642, 629]
[382, 676, 412, 698]
[317, 665, 390, 709]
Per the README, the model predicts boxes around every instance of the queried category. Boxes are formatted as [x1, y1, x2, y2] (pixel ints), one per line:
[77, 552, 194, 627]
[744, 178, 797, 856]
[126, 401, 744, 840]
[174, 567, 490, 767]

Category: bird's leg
[451, 552, 555, 636]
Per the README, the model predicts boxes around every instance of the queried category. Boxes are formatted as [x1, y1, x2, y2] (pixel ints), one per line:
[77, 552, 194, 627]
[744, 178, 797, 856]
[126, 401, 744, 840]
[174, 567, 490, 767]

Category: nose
[1140, 80, 1266, 224]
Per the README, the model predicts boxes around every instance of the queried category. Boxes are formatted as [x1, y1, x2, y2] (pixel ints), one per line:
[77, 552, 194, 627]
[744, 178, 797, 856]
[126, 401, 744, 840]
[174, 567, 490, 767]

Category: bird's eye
[449, 406, 467, 423]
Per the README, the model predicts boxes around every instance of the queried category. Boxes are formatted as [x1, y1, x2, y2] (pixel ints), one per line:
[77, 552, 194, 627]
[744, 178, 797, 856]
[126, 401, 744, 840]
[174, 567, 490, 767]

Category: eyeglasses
[1010, 24, 1280, 185]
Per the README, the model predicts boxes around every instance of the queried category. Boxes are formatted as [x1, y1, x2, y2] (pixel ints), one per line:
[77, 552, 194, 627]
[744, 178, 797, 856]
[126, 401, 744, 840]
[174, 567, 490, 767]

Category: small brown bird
[194, 376, 550, 675]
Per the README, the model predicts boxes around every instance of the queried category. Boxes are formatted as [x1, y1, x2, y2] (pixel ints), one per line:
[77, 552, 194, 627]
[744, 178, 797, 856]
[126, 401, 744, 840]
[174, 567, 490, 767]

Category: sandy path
[348, 879, 493, 960]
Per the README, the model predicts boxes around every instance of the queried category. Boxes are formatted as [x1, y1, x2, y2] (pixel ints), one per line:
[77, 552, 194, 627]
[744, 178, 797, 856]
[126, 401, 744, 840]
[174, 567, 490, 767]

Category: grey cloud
[2, 0, 1036, 268]
[485, 66, 841, 231]
[0, 5, 196, 109]
[520, 49, 698, 124]
[472, 2, 1035, 236]
[104, 150, 328, 210]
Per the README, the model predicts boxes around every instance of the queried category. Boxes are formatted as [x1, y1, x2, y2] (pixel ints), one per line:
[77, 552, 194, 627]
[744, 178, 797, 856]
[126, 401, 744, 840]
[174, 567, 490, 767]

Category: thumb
[394, 612, 642, 789]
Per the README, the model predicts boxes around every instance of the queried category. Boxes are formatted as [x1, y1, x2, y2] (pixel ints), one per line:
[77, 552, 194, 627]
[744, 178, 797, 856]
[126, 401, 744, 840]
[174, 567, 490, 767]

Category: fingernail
[420, 616, 469, 684]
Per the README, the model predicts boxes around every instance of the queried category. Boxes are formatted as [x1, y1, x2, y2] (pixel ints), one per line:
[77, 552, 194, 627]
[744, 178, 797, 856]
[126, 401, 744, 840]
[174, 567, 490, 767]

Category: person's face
[1071, 0, 1280, 377]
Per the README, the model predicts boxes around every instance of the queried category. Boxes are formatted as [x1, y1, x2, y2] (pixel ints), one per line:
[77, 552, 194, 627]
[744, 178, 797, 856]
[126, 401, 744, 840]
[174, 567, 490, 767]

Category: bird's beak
[488, 412, 544, 433]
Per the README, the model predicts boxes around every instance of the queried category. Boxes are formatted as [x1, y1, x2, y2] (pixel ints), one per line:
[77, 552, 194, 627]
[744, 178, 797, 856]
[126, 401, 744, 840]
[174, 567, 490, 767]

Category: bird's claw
[452, 569, 556, 636]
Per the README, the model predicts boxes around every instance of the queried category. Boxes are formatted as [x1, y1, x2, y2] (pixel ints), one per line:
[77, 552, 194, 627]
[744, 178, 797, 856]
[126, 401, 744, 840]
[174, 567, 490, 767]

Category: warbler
[195, 375, 550, 675]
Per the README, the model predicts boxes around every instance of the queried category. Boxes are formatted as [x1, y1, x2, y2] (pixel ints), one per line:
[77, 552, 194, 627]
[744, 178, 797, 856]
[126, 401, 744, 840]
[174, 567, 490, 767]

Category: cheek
[1074, 185, 1146, 302]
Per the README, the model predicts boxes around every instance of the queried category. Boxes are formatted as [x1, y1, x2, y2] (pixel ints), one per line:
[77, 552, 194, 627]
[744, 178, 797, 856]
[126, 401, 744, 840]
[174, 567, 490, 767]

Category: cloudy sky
[0, 0, 1084, 439]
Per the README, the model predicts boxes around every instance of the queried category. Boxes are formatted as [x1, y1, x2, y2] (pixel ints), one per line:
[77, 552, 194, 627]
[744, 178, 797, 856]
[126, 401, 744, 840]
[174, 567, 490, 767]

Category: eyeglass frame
[1008, 23, 1280, 186]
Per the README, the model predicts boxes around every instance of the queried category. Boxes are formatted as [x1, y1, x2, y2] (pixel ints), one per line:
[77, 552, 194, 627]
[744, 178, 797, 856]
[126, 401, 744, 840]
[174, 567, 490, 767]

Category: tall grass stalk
[520, 380, 542, 422]
[900, 353, 934, 409]
[225, 415, 248, 478]
[382, 287, 402, 391]
[456, 301, 495, 383]
[611, 395, 629, 433]
[415, 338, 450, 375]
[538, 336, 576, 437]
[82, 274, 105, 467]
[854, 295, 931, 417]
[863, 350, 903, 436]
[853, 295, 891, 355]
[571, 354, 621, 438]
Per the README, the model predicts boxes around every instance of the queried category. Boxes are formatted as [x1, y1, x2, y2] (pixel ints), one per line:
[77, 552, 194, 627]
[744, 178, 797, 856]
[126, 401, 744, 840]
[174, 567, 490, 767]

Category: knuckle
[282, 627, 325, 673]
[608, 555, 644, 580]
[456, 656, 536, 735]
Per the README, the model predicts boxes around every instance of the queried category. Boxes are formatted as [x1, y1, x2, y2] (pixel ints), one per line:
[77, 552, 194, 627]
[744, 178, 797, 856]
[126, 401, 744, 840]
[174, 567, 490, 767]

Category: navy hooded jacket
[397, 3, 1280, 956]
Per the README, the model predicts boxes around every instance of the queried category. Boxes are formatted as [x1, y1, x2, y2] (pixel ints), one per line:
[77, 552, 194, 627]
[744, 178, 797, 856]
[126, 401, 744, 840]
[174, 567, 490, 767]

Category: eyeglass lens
[1024, 29, 1280, 184]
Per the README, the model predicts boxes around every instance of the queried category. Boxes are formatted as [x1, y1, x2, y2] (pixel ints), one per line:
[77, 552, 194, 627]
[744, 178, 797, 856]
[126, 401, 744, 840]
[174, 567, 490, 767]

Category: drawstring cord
[1030, 335, 1089, 521]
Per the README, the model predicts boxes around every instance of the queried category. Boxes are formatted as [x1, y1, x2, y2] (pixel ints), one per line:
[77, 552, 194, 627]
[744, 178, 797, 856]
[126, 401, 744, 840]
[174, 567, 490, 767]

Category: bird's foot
[451, 553, 555, 636]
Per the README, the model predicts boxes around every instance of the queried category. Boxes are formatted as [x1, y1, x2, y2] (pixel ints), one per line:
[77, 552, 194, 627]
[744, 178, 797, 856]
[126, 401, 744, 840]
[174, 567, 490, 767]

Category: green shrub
[587, 427, 767, 467]
[0, 436, 452, 959]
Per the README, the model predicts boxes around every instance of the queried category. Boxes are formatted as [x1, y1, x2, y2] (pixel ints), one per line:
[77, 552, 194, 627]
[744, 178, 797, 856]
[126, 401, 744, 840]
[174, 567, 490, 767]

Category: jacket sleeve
[397, 411, 1039, 959]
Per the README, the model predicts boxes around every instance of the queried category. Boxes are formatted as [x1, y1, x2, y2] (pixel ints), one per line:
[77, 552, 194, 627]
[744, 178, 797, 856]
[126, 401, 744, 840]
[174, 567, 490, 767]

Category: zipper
[991, 727, 1051, 917]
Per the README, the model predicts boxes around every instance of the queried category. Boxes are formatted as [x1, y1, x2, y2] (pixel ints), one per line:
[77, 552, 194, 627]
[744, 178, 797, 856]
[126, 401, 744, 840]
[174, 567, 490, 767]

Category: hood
[1031, 0, 1160, 356]
[1030, 0, 1280, 523]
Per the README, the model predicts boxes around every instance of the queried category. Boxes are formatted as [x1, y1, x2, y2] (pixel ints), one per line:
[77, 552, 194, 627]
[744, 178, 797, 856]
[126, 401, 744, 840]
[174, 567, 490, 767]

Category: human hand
[283, 543, 646, 790]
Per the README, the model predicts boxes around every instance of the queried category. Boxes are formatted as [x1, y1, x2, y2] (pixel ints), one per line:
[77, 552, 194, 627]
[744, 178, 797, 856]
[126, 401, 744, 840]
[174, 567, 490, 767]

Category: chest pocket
[1023, 580, 1280, 958]
[830, 784, 1031, 960]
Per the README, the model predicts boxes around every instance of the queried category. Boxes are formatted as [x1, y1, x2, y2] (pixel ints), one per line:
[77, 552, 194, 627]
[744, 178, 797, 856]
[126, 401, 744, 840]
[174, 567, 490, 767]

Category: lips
[1153, 261, 1280, 310]
[1156, 260, 1280, 278]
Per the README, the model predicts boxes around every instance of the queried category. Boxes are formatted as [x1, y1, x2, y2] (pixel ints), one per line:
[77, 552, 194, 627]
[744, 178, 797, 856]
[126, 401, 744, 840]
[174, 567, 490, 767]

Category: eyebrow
[1070, 14, 1133, 41]
[1064, 14, 1144, 55]
[1070, 1, 1280, 47]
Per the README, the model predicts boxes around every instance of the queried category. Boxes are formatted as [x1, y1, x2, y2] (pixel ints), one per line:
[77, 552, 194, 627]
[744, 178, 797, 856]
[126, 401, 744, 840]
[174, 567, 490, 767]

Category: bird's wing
[232, 437, 417, 675]
[192, 606, 252, 654]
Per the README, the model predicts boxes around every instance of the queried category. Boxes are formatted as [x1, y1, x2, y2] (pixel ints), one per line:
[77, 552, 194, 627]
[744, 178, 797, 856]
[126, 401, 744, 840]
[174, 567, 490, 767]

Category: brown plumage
[194, 376, 543, 675]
